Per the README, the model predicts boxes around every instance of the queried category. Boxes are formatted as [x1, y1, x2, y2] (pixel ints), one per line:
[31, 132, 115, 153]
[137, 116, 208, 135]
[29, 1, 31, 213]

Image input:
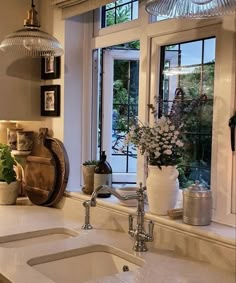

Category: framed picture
[41, 56, 61, 80]
[41, 85, 60, 117]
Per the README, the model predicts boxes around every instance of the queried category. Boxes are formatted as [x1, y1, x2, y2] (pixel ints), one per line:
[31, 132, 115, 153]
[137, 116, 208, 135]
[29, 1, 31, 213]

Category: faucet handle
[148, 220, 154, 240]
[138, 182, 146, 192]
[128, 214, 134, 231]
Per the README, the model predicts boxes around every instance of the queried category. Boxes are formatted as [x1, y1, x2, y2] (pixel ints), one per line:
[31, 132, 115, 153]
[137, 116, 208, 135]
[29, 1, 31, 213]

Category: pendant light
[145, 0, 236, 18]
[0, 0, 63, 57]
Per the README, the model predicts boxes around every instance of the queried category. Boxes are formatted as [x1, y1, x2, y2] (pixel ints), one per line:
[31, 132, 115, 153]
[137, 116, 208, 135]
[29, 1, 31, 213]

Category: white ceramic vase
[0, 181, 19, 205]
[146, 165, 179, 215]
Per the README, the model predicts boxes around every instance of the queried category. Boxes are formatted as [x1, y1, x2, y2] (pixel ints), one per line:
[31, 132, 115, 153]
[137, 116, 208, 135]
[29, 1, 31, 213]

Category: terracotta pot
[82, 165, 96, 195]
[146, 165, 179, 215]
[0, 181, 19, 205]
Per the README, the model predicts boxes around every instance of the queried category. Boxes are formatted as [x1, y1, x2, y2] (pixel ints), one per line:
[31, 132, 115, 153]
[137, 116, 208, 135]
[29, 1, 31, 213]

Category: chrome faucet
[81, 183, 154, 252]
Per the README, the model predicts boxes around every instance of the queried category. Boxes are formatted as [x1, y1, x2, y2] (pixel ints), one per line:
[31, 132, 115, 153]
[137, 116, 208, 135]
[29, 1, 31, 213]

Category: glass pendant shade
[145, 0, 236, 18]
[0, 1, 63, 57]
[191, 0, 213, 5]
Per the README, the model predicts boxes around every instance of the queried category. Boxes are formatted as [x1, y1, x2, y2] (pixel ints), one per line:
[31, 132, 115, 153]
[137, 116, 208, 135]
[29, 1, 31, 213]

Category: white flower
[164, 125, 169, 132]
[164, 149, 172, 155]
[155, 151, 161, 158]
[176, 140, 184, 147]
[126, 114, 183, 166]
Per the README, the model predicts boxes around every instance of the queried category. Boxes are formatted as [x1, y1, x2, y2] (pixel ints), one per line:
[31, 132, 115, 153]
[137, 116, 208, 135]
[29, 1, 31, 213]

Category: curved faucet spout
[90, 185, 138, 207]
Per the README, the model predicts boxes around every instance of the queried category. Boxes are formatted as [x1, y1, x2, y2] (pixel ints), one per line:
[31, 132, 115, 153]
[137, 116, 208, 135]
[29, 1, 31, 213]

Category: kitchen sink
[28, 244, 143, 283]
[0, 228, 78, 248]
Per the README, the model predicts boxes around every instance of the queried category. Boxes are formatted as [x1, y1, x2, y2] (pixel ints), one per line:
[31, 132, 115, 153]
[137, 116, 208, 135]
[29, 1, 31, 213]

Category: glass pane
[204, 38, 216, 64]
[116, 5, 131, 24]
[202, 63, 215, 97]
[111, 155, 127, 172]
[128, 155, 137, 173]
[180, 41, 202, 66]
[132, 1, 139, 20]
[160, 38, 216, 189]
[106, 3, 115, 8]
[102, 0, 139, 28]
[106, 9, 115, 26]
[117, 0, 131, 4]
[164, 50, 179, 68]
[179, 67, 201, 99]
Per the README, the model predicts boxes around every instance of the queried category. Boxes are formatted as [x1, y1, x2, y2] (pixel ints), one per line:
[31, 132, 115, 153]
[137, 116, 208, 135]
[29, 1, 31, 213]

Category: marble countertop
[0, 201, 235, 283]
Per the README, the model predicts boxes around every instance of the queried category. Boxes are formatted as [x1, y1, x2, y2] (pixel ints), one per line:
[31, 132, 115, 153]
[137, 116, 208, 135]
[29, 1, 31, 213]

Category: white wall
[0, 1, 40, 121]
[0, 1, 66, 139]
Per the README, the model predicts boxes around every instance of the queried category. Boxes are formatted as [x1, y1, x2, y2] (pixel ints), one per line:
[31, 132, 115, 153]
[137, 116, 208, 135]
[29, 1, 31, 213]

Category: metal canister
[183, 181, 212, 226]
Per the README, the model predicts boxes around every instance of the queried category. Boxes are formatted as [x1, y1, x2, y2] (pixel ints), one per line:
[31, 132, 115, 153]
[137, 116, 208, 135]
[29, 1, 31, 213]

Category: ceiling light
[191, 0, 213, 5]
[145, 0, 236, 18]
[0, 0, 63, 57]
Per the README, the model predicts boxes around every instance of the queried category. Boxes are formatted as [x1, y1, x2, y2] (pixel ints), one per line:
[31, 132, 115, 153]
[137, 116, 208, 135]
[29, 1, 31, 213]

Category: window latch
[229, 112, 236, 152]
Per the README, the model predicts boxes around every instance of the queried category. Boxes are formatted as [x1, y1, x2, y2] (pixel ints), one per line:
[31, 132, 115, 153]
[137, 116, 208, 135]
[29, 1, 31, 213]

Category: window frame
[86, 1, 235, 226]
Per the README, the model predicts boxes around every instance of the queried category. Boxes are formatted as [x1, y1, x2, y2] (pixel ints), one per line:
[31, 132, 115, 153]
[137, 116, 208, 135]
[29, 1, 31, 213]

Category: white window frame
[83, 1, 235, 226]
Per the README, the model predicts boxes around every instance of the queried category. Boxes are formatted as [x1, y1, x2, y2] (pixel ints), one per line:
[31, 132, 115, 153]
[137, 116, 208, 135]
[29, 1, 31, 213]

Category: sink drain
[123, 265, 130, 272]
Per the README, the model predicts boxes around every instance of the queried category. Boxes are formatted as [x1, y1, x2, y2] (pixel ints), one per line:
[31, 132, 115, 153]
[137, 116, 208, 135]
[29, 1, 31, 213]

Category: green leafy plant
[82, 160, 99, 166]
[0, 144, 16, 184]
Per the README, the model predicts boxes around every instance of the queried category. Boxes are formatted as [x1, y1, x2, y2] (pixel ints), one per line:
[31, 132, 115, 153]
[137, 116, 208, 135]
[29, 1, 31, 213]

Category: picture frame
[41, 85, 60, 117]
[41, 56, 61, 80]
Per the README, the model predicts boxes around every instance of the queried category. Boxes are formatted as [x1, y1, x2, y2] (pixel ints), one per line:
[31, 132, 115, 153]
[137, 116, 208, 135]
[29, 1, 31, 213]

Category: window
[159, 38, 215, 189]
[80, 3, 235, 226]
[150, 24, 235, 226]
[101, 0, 139, 28]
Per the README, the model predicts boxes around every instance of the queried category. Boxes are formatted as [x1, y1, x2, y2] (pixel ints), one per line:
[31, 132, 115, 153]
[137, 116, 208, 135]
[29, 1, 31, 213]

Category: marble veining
[0, 198, 235, 283]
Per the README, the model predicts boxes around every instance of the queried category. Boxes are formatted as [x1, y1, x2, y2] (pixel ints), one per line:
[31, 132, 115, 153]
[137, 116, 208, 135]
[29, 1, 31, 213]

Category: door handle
[229, 112, 236, 152]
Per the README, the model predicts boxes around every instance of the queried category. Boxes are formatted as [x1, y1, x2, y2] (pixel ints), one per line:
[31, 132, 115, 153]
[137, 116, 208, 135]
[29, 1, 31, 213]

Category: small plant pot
[82, 165, 96, 195]
[0, 181, 19, 205]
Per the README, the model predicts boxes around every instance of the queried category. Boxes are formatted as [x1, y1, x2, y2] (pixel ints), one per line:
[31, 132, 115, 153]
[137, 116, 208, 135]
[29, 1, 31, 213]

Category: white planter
[0, 181, 19, 205]
[146, 165, 179, 215]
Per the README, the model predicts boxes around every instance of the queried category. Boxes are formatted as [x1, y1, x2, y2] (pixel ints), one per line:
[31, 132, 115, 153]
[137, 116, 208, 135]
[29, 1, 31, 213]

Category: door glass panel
[112, 58, 139, 174]
[95, 42, 140, 183]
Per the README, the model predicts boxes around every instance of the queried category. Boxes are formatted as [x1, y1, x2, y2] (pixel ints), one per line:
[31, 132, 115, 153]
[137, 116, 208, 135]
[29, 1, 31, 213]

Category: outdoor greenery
[104, 0, 138, 27]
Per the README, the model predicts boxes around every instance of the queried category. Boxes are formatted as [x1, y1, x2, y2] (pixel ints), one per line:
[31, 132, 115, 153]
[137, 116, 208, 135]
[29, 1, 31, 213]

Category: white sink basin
[0, 228, 78, 248]
[28, 245, 143, 283]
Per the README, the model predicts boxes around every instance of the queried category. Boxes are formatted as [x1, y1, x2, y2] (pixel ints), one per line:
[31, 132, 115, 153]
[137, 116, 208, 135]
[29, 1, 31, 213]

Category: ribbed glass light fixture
[0, 0, 63, 57]
[145, 0, 236, 18]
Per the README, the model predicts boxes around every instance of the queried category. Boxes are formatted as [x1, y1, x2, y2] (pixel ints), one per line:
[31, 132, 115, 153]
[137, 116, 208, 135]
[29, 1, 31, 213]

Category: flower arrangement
[126, 116, 184, 168]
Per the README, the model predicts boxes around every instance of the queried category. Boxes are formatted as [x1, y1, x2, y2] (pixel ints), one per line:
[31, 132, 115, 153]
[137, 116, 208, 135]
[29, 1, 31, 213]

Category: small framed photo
[41, 85, 60, 117]
[41, 56, 61, 80]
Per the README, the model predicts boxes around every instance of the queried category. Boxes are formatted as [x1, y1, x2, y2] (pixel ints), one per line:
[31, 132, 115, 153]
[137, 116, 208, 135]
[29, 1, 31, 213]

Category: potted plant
[82, 160, 99, 195]
[126, 90, 208, 215]
[0, 144, 19, 205]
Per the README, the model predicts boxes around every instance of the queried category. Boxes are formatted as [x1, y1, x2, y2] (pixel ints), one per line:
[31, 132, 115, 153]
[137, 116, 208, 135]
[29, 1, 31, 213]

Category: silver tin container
[183, 181, 212, 226]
